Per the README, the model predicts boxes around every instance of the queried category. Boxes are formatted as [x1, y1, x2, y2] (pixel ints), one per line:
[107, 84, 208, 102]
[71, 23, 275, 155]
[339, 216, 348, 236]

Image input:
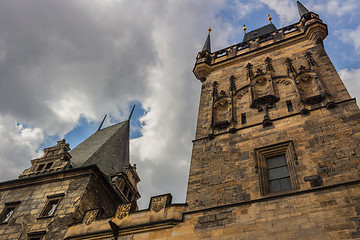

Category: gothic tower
[188, 0, 360, 215]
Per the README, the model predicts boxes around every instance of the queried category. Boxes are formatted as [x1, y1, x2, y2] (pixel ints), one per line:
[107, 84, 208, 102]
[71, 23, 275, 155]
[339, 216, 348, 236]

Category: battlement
[194, 12, 327, 81]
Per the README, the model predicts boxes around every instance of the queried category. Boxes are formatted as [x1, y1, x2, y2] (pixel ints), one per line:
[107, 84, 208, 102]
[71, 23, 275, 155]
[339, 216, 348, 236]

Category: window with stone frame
[0, 201, 21, 224]
[27, 230, 46, 240]
[39, 193, 64, 218]
[255, 141, 299, 195]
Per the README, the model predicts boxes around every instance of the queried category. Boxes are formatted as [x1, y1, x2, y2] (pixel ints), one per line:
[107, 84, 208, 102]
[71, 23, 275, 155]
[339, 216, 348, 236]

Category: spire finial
[202, 27, 211, 52]
[243, 24, 247, 34]
[267, 14, 272, 23]
[97, 114, 107, 131]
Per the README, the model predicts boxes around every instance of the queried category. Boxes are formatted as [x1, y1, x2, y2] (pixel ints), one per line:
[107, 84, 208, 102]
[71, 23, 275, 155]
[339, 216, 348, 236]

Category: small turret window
[241, 113, 247, 124]
[286, 100, 294, 112]
[45, 162, 53, 170]
[37, 164, 45, 171]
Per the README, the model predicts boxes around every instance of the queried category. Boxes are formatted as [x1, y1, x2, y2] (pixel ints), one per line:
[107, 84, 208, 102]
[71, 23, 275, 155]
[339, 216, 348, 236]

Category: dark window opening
[241, 113, 247, 124]
[41, 199, 60, 217]
[266, 155, 291, 193]
[128, 191, 133, 201]
[27, 230, 46, 240]
[0, 207, 15, 224]
[45, 162, 53, 169]
[286, 100, 294, 112]
[37, 164, 45, 171]
[123, 185, 129, 197]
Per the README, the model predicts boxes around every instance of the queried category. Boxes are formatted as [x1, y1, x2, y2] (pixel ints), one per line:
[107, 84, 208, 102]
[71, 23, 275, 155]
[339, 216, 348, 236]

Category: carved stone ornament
[150, 196, 167, 213]
[275, 78, 291, 85]
[83, 209, 99, 225]
[115, 203, 132, 220]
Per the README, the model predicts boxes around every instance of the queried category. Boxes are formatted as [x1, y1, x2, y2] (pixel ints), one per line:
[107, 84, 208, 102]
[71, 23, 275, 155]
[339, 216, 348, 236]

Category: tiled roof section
[243, 23, 277, 42]
[70, 120, 129, 176]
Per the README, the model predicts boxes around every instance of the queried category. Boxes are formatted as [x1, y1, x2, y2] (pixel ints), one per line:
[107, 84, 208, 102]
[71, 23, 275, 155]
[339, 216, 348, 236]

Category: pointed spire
[297, 0, 310, 17]
[202, 28, 211, 52]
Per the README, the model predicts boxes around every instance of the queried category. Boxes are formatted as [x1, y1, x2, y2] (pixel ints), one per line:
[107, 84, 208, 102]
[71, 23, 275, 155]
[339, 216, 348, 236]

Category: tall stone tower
[189, 0, 360, 217]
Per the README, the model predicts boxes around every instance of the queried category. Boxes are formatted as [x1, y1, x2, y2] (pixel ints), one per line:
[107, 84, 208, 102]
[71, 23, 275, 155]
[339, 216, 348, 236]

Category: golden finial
[243, 24, 247, 34]
[267, 14, 272, 23]
[208, 27, 212, 34]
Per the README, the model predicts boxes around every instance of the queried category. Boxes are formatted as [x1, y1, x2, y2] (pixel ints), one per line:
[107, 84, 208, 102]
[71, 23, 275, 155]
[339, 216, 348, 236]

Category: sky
[0, 0, 359, 209]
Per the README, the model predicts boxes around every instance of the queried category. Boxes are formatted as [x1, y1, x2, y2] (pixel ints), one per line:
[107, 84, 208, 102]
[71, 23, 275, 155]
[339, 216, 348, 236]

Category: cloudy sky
[0, 0, 359, 209]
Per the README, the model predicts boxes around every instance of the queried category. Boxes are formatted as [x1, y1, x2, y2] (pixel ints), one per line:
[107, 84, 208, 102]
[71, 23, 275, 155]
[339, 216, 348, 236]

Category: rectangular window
[255, 141, 299, 195]
[241, 113, 246, 124]
[0, 207, 15, 224]
[37, 164, 45, 171]
[0, 201, 21, 224]
[286, 100, 294, 112]
[39, 194, 64, 218]
[28, 230, 46, 240]
[266, 155, 291, 193]
[45, 162, 53, 169]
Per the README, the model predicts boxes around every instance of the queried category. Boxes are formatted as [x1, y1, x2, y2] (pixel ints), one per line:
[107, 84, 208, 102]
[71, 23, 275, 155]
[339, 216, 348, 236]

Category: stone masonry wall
[187, 34, 360, 211]
[65, 182, 360, 239]
[0, 175, 91, 240]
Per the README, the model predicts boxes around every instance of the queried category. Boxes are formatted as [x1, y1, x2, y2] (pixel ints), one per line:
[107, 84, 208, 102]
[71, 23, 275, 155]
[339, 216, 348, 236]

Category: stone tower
[189, 0, 360, 215]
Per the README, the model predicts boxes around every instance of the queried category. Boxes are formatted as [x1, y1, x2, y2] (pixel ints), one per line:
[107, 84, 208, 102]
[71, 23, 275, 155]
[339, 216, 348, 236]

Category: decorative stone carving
[229, 76, 236, 93]
[212, 81, 231, 129]
[305, 51, 317, 68]
[265, 57, 275, 74]
[275, 78, 291, 85]
[296, 72, 325, 104]
[246, 63, 254, 79]
[150, 196, 167, 212]
[250, 75, 279, 109]
[285, 58, 296, 76]
[83, 209, 99, 225]
[299, 65, 307, 73]
[150, 194, 172, 213]
[115, 203, 132, 220]
[235, 87, 249, 99]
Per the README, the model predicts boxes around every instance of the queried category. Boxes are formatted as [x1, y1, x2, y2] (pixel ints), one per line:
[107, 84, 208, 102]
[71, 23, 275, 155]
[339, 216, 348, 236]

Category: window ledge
[37, 215, 54, 220]
[262, 188, 300, 198]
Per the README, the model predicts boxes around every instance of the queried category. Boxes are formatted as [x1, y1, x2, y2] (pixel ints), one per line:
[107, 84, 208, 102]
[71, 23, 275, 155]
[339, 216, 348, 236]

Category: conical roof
[297, 0, 310, 17]
[202, 32, 211, 52]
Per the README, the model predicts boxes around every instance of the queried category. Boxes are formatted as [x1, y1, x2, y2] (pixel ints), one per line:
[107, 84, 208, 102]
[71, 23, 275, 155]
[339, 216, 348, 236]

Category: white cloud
[258, 0, 298, 25]
[337, 25, 360, 52]
[0, 115, 44, 181]
[311, 0, 358, 17]
[339, 68, 360, 102]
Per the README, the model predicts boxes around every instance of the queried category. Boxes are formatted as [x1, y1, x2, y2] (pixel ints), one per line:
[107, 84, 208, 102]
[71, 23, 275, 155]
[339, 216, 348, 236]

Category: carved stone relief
[83, 209, 100, 225]
[150, 196, 167, 213]
[296, 72, 325, 104]
[115, 203, 132, 220]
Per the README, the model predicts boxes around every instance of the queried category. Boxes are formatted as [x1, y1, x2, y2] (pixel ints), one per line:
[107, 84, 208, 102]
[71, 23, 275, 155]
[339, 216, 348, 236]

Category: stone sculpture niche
[250, 70, 279, 109]
[212, 82, 231, 129]
[296, 71, 325, 104]
[213, 91, 231, 128]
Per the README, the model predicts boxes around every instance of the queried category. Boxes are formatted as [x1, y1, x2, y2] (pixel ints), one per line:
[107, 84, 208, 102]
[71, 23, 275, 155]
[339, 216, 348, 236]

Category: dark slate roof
[243, 23, 277, 42]
[202, 33, 211, 52]
[297, 0, 310, 17]
[70, 120, 129, 177]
